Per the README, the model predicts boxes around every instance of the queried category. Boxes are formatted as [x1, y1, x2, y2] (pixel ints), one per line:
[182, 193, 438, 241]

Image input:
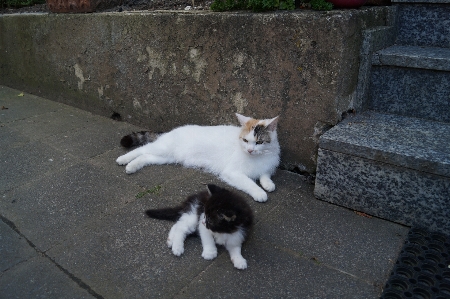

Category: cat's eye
[242, 138, 248, 143]
[256, 141, 263, 145]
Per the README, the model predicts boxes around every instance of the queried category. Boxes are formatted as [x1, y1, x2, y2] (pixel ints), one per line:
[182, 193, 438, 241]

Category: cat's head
[203, 184, 253, 234]
[236, 113, 279, 155]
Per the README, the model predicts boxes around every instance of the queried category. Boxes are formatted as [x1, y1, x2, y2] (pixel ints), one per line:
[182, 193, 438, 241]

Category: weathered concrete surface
[0, 86, 409, 298]
[0, 8, 392, 173]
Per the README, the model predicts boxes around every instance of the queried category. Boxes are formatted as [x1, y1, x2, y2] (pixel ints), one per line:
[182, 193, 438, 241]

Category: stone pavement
[0, 85, 409, 298]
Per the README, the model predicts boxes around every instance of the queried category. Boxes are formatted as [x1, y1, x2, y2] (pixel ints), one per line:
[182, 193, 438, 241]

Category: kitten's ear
[207, 184, 222, 195]
[220, 213, 236, 222]
[265, 116, 279, 132]
[236, 113, 252, 126]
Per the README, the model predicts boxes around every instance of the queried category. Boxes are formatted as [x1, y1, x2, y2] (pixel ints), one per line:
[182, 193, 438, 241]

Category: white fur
[168, 212, 248, 269]
[166, 210, 198, 256]
[117, 114, 280, 202]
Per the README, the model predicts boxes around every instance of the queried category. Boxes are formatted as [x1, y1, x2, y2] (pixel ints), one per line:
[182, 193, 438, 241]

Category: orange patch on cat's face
[240, 118, 260, 137]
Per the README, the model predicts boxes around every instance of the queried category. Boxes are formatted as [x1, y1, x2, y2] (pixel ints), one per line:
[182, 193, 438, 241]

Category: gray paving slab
[174, 239, 380, 299]
[0, 140, 79, 194]
[0, 86, 410, 299]
[46, 189, 214, 299]
[43, 117, 144, 160]
[0, 219, 36, 272]
[254, 181, 407, 286]
[0, 85, 67, 123]
[90, 146, 201, 190]
[0, 162, 144, 252]
[0, 255, 95, 299]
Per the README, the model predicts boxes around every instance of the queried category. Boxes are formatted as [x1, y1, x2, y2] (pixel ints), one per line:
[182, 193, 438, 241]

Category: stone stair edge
[319, 111, 450, 178]
[372, 45, 450, 71]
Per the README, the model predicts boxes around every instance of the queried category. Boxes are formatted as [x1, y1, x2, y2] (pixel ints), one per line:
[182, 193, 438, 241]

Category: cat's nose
[247, 149, 253, 153]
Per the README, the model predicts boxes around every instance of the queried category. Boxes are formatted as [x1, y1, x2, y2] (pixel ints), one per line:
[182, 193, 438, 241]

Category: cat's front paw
[202, 249, 218, 260]
[260, 180, 275, 192]
[251, 189, 268, 202]
[116, 155, 129, 165]
[125, 163, 139, 174]
[171, 244, 184, 256]
[231, 256, 247, 270]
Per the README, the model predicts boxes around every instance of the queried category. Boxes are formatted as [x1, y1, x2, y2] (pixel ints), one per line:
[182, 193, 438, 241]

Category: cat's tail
[120, 131, 161, 148]
[145, 207, 183, 222]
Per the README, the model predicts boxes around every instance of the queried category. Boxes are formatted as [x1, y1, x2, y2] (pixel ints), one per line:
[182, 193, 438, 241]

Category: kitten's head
[203, 184, 253, 234]
[236, 113, 279, 155]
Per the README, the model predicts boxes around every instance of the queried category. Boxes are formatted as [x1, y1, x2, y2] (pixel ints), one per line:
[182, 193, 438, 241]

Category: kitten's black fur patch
[145, 185, 253, 234]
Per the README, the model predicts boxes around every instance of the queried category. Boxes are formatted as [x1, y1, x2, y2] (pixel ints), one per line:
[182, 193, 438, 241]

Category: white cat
[116, 113, 280, 202]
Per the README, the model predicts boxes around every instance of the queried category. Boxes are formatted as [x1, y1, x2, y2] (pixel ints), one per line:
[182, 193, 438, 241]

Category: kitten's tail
[145, 207, 183, 222]
[120, 131, 161, 148]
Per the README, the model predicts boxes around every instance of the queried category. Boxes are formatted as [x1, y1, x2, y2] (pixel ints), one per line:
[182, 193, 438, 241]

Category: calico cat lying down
[146, 184, 253, 269]
[117, 113, 280, 202]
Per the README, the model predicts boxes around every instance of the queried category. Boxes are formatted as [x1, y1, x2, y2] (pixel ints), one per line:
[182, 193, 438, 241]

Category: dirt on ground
[0, 0, 214, 14]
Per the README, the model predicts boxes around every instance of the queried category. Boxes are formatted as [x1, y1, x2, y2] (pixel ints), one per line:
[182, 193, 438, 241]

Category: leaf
[1, 106, 8, 110]
[135, 185, 162, 198]
[18, 93, 24, 97]
[354, 211, 372, 218]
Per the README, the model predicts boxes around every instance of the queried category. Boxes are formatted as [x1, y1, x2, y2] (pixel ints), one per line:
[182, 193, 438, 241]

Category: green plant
[247, 0, 277, 11]
[135, 185, 162, 198]
[1, 0, 44, 8]
[210, 0, 247, 11]
[279, 0, 295, 10]
[211, 0, 295, 12]
[310, 0, 333, 10]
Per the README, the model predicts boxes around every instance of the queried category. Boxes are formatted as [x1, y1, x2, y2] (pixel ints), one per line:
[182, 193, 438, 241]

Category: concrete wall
[0, 8, 392, 173]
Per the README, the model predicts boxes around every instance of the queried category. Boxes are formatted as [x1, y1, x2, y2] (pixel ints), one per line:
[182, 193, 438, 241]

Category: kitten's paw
[125, 163, 139, 174]
[167, 238, 173, 247]
[171, 244, 184, 256]
[260, 180, 275, 192]
[201, 249, 217, 260]
[116, 155, 129, 165]
[231, 256, 247, 270]
[252, 189, 268, 202]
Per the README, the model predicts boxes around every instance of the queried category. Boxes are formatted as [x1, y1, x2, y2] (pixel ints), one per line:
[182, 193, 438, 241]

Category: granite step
[372, 45, 450, 71]
[314, 111, 450, 234]
[369, 46, 450, 123]
[393, 2, 450, 48]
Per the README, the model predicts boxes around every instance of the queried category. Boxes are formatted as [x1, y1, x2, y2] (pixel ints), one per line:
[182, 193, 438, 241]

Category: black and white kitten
[145, 184, 253, 269]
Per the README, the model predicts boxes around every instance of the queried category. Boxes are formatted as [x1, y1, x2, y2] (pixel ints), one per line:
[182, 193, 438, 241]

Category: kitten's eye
[256, 141, 263, 145]
[243, 138, 248, 143]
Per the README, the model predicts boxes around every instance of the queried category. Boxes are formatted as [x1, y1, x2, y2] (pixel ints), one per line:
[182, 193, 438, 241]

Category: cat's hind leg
[167, 213, 198, 256]
[125, 154, 175, 174]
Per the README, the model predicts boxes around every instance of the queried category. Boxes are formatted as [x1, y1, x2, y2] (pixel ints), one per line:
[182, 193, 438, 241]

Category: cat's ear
[265, 116, 279, 132]
[207, 184, 222, 195]
[235, 113, 252, 126]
